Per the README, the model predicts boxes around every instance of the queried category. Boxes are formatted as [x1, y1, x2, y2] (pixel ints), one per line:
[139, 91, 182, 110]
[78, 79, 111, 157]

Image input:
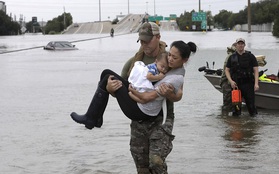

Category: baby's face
[157, 59, 169, 74]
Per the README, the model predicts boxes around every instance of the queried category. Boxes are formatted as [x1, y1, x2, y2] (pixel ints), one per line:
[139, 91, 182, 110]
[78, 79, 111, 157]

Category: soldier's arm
[225, 67, 236, 89]
[121, 57, 134, 79]
[253, 66, 259, 91]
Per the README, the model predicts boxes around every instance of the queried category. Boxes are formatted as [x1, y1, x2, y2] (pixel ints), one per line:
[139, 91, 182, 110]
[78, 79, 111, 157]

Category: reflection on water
[217, 107, 279, 173]
[223, 116, 260, 151]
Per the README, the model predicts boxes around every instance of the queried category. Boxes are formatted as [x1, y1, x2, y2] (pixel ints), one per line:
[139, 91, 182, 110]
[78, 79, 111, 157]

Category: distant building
[0, 1, 6, 13]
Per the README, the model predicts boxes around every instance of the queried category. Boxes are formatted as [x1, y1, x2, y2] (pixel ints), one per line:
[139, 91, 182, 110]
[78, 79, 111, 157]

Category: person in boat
[70, 22, 197, 173]
[220, 42, 237, 113]
[225, 38, 259, 117]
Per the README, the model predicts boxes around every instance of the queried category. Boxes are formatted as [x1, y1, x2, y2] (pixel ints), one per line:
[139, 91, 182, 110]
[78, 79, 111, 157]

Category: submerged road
[1, 14, 179, 55]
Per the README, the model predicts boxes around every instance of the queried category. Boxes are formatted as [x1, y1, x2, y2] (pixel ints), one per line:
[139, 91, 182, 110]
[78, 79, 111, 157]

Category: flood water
[1, 31, 279, 174]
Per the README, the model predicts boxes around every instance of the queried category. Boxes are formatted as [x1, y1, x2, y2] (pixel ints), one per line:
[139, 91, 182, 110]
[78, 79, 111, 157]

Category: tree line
[0, 11, 20, 35]
[23, 13, 73, 34]
[0, 12, 73, 35]
[177, 0, 279, 36]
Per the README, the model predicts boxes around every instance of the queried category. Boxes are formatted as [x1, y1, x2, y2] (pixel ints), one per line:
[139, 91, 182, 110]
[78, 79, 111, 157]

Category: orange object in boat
[232, 87, 242, 104]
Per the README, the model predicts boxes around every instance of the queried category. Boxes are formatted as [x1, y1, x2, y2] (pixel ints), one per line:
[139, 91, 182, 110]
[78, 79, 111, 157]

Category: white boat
[199, 66, 279, 110]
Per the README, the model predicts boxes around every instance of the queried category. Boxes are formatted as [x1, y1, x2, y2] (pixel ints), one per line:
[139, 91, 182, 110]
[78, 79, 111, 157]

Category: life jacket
[230, 51, 254, 81]
[259, 73, 279, 83]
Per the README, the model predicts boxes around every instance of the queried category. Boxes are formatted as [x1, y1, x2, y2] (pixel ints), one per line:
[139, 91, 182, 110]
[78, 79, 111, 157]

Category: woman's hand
[128, 84, 158, 104]
[106, 75, 122, 96]
[158, 83, 183, 102]
[157, 83, 174, 97]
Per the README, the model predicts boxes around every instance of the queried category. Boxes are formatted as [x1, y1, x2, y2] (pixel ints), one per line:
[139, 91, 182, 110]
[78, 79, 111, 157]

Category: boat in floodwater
[199, 65, 279, 110]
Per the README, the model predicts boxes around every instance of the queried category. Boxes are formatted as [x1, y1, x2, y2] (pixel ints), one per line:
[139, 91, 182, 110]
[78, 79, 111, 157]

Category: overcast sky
[3, 0, 260, 23]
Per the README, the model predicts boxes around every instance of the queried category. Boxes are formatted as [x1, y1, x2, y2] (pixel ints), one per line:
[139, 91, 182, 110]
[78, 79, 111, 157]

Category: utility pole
[154, 0, 156, 16]
[63, 6, 66, 29]
[199, 0, 201, 12]
[99, 0, 101, 21]
[128, 0, 129, 14]
[248, 0, 251, 33]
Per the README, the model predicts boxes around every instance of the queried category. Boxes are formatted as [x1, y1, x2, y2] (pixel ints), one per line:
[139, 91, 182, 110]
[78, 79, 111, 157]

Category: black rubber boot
[248, 105, 258, 117]
[232, 103, 241, 116]
[70, 87, 109, 129]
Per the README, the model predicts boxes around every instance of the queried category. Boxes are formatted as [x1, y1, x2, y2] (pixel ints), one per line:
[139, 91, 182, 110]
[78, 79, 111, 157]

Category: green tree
[213, 10, 233, 29]
[272, 2, 279, 37]
[227, 13, 238, 29]
[0, 11, 21, 35]
[176, 10, 210, 31]
[25, 21, 33, 33]
[44, 12, 73, 34]
[273, 18, 279, 37]
[236, 10, 248, 24]
[206, 11, 214, 30]
[112, 18, 119, 24]
[45, 18, 63, 34]
[25, 21, 41, 33]
[251, 0, 277, 24]
[176, 11, 192, 31]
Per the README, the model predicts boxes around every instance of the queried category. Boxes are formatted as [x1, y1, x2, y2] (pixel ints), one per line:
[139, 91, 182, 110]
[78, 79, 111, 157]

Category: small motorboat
[198, 60, 279, 110]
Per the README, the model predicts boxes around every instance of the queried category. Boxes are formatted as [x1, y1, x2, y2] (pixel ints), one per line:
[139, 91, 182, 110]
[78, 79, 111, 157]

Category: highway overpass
[63, 14, 179, 35]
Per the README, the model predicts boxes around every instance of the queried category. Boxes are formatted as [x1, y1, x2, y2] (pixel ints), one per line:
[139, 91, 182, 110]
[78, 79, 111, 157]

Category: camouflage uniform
[220, 46, 236, 113]
[121, 41, 174, 174]
[130, 103, 174, 174]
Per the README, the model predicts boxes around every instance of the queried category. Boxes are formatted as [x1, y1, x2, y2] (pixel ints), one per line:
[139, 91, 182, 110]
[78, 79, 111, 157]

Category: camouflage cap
[137, 22, 160, 42]
[236, 38, 245, 44]
[227, 42, 237, 54]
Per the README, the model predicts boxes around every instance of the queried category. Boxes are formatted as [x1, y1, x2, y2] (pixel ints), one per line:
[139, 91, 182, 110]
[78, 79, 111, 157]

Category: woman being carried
[70, 40, 197, 129]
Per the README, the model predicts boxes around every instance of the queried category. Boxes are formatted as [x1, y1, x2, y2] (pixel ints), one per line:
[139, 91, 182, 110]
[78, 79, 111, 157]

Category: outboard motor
[198, 66, 206, 72]
[259, 69, 268, 77]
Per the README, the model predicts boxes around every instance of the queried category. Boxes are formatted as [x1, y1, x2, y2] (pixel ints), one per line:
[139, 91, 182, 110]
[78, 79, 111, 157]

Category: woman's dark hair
[170, 40, 197, 60]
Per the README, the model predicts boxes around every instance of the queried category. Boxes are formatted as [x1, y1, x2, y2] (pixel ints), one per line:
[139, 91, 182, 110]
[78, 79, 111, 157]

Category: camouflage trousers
[221, 82, 233, 112]
[130, 116, 175, 174]
[221, 82, 243, 115]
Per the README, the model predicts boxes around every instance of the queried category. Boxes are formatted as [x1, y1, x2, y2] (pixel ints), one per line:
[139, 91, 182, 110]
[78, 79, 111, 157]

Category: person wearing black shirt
[225, 38, 259, 116]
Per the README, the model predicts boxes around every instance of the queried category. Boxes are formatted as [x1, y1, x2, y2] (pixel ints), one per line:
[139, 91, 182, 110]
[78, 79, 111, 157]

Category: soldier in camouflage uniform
[106, 22, 197, 173]
[107, 22, 173, 174]
[220, 43, 236, 113]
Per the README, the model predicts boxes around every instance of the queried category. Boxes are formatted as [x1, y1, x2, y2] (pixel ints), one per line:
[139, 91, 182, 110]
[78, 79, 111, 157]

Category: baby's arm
[146, 72, 165, 82]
